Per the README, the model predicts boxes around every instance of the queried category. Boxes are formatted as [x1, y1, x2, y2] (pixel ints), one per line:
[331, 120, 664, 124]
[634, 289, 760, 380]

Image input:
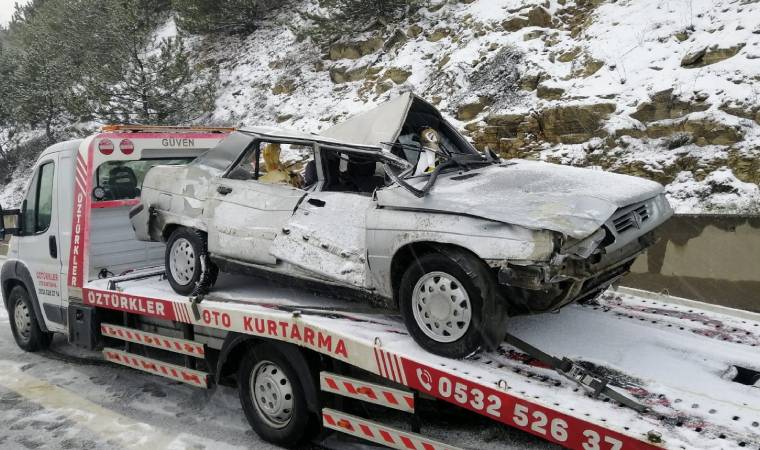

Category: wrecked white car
[130, 93, 673, 357]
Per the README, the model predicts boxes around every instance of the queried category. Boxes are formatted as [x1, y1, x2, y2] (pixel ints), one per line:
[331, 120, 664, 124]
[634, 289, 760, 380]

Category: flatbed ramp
[85, 270, 760, 450]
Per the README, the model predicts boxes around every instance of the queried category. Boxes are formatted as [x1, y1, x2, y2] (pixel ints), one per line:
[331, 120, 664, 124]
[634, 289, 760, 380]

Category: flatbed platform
[85, 269, 760, 450]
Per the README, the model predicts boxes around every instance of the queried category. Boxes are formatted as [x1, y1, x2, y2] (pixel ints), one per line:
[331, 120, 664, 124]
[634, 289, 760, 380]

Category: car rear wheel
[399, 250, 504, 358]
[238, 343, 314, 447]
[165, 227, 218, 296]
[8, 285, 52, 352]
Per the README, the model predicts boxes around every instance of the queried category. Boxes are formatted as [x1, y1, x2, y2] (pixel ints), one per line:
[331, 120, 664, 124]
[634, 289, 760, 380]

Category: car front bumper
[496, 231, 657, 312]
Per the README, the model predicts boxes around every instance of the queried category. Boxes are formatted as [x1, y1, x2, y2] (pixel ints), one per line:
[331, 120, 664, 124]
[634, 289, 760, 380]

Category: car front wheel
[165, 227, 218, 296]
[399, 250, 504, 358]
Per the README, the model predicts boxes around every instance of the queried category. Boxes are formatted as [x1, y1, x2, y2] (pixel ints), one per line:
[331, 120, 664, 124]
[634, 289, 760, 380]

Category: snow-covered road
[0, 295, 555, 449]
[0, 306, 280, 449]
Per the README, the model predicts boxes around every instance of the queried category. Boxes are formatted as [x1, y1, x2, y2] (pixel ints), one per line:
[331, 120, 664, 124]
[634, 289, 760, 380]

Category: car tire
[165, 227, 218, 296]
[399, 249, 503, 358]
[8, 285, 53, 352]
[238, 343, 314, 447]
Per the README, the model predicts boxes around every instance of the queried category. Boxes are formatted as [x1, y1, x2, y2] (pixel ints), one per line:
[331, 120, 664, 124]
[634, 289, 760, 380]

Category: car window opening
[319, 148, 386, 195]
[227, 140, 314, 190]
[391, 98, 479, 171]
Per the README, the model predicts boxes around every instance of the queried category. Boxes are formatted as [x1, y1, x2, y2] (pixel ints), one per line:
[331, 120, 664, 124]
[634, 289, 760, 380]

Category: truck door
[18, 153, 65, 332]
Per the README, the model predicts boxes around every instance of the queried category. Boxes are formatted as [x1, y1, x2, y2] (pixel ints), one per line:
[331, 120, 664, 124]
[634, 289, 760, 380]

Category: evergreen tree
[172, 0, 276, 35]
[0, 31, 17, 165]
[9, 1, 81, 143]
[83, 0, 218, 124]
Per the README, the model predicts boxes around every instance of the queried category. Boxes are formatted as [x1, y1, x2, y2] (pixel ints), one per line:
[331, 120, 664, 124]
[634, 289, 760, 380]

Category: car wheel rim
[412, 271, 472, 343]
[250, 360, 294, 429]
[169, 238, 196, 285]
[14, 300, 32, 342]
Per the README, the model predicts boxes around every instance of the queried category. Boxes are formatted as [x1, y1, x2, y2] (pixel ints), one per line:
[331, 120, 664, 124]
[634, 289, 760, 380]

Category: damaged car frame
[131, 93, 673, 358]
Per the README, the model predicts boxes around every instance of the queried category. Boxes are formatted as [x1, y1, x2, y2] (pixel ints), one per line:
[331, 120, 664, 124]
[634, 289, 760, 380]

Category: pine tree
[172, 0, 275, 35]
[0, 31, 17, 165]
[83, 0, 218, 125]
[9, 2, 81, 143]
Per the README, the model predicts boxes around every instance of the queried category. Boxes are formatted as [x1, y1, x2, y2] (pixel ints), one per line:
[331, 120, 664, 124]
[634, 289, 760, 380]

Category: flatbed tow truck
[1, 126, 758, 450]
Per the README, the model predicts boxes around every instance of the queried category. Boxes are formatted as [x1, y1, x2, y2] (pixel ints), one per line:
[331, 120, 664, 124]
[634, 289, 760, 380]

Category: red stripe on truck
[83, 288, 177, 321]
[68, 151, 92, 288]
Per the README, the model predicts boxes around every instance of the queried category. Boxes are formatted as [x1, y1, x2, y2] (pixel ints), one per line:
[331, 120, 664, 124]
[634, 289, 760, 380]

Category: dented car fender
[135, 164, 214, 241]
[365, 207, 556, 299]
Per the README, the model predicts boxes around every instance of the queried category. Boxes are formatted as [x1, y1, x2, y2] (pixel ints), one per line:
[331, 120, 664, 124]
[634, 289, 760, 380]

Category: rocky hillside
[4, 0, 760, 213]
[199, 0, 760, 213]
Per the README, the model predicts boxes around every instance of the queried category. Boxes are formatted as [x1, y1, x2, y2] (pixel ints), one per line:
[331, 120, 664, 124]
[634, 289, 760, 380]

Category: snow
[0, 165, 32, 209]
[665, 168, 760, 213]
[3, 0, 759, 212]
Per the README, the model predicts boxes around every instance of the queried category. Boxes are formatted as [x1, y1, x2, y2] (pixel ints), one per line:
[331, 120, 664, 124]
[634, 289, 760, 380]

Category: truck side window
[22, 161, 55, 234]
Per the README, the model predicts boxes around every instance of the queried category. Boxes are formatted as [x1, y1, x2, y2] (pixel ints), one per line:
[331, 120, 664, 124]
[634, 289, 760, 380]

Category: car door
[205, 141, 309, 265]
[18, 153, 65, 331]
[269, 191, 372, 288]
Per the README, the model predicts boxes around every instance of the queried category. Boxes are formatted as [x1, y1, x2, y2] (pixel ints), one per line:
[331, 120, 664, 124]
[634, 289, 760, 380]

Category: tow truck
[1, 126, 758, 449]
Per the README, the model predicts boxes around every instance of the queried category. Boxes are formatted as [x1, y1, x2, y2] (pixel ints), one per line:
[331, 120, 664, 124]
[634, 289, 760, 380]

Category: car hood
[376, 160, 665, 239]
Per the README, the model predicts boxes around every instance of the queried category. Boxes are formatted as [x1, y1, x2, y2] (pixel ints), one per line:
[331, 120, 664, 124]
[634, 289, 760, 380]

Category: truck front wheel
[165, 227, 218, 296]
[8, 285, 52, 352]
[238, 343, 314, 447]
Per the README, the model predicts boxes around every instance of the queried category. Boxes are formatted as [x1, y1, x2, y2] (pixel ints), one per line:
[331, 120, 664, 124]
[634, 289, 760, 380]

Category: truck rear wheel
[238, 343, 313, 447]
[8, 285, 52, 352]
[399, 250, 504, 358]
[165, 227, 218, 296]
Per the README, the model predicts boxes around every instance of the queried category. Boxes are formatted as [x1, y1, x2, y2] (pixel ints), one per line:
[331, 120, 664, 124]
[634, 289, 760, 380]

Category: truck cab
[1, 126, 232, 347]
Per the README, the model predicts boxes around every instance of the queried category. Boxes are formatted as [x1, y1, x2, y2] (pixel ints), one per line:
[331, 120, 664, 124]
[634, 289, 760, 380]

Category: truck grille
[612, 204, 649, 233]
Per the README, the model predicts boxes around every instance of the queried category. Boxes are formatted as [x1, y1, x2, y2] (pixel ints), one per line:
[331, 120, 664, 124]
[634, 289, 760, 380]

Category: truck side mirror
[1, 203, 23, 240]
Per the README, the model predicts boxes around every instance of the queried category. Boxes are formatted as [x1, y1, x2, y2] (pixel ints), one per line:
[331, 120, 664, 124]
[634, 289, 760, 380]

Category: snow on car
[130, 93, 674, 358]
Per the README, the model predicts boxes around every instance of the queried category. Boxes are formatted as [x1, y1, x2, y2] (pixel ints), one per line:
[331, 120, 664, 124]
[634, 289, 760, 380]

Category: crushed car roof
[319, 93, 414, 146]
[238, 125, 382, 151]
[319, 92, 447, 148]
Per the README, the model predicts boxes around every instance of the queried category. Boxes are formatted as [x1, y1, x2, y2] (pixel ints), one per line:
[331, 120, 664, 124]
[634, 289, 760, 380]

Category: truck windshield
[94, 159, 193, 201]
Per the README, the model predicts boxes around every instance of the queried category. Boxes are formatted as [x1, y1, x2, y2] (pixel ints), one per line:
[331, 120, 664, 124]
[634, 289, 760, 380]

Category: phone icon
[416, 368, 433, 391]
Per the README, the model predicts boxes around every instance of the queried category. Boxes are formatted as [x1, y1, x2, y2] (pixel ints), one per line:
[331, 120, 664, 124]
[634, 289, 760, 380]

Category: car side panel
[133, 165, 216, 241]
[365, 209, 555, 298]
[204, 178, 305, 265]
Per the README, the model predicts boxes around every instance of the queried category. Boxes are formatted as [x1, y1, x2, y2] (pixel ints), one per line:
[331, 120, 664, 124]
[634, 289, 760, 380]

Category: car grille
[612, 204, 650, 233]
